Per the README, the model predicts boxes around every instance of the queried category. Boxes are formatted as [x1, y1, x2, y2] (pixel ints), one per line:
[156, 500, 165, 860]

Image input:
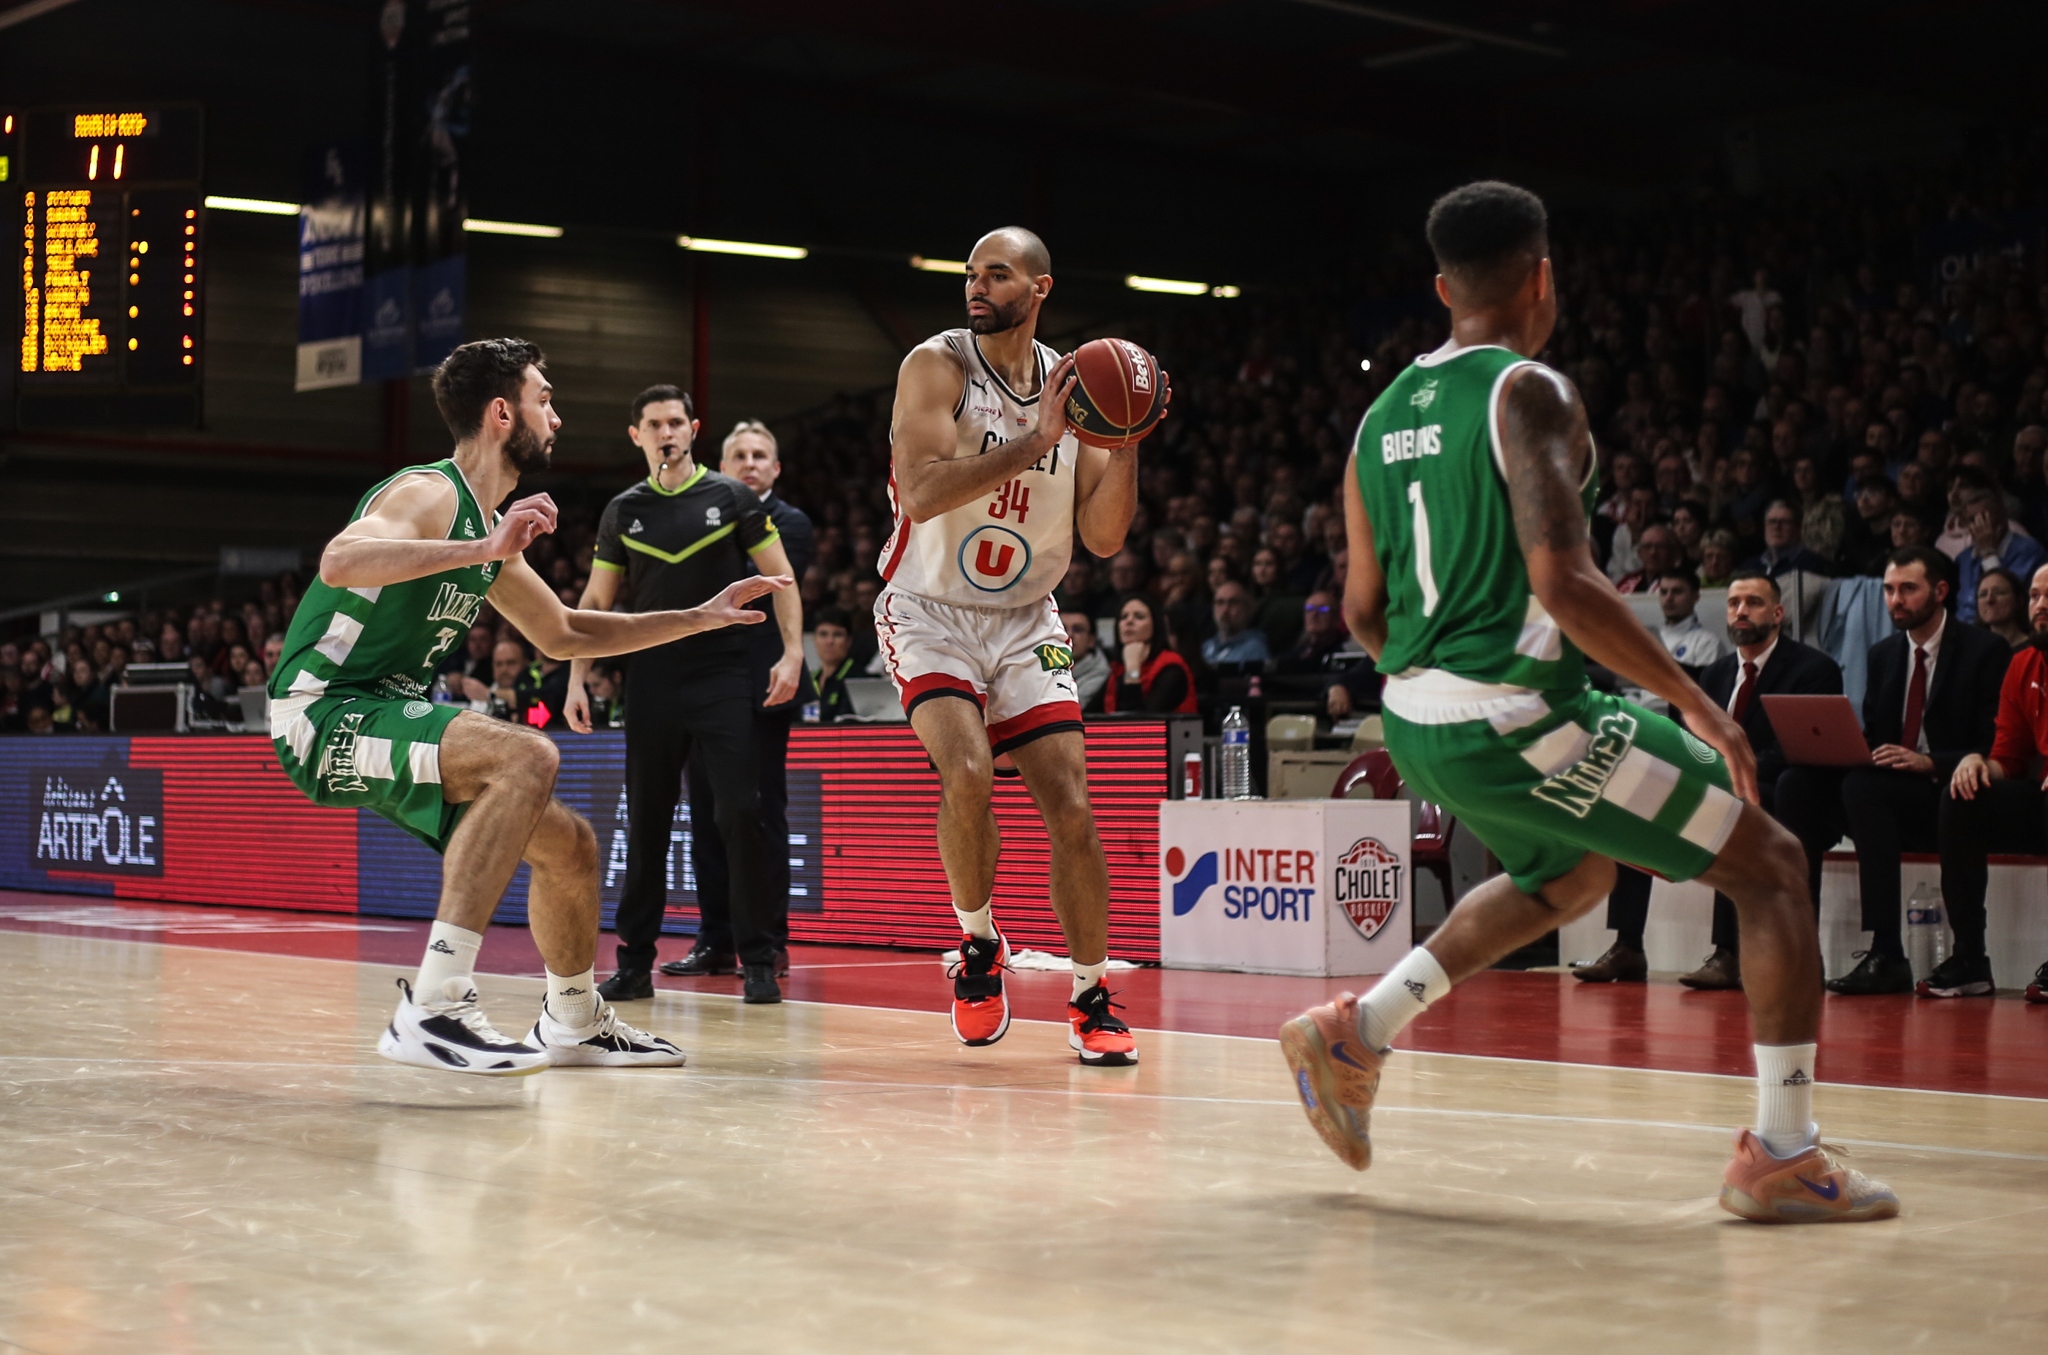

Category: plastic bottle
[1905, 880, 1948, 982]
[1221, 705, 1254, 800]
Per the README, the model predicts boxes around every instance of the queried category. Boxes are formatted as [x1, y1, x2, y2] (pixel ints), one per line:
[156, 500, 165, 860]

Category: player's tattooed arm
[1500, 367, 1760, 801]
[891, 343, 1076, 522]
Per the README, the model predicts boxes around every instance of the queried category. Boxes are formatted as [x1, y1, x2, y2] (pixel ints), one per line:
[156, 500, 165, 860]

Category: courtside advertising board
[1159, 800, 1413, 976]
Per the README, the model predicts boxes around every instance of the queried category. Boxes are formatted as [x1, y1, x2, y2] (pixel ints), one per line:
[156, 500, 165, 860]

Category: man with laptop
[1577, 571, 1840, 989]
[1666, 571, 1843, 989]
[1782, 547, 2010, 994]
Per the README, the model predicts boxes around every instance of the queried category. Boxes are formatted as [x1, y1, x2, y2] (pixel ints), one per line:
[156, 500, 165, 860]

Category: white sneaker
[376, 977, 550, 1077]
[525, 997, 688, 1067]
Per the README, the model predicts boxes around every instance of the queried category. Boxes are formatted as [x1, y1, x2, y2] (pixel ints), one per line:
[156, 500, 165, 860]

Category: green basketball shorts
[1382, 683, 1742, 894]
[270, 690, 470, 852]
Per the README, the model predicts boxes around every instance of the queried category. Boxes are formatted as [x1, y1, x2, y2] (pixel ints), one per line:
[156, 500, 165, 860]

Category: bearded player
[1280, 184, 1899, 1221]
[880, 227, 1165, 1065]
[268, 338, 787, 1076]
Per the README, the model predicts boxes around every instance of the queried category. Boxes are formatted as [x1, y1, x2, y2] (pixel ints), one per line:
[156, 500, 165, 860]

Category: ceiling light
[677, 235, 807, 260]
[911, 255, 967, 273]
[465, 218, 563, 238]
[1211, 284, 1242, 298]
[1125, 274, 1209, 296]
[203, 195, 298, 215]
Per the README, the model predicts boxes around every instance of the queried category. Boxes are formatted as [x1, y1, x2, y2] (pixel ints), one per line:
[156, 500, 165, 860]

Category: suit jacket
[742, 492, 817, 716]
[1861, 613, 2007, 778]
[1696, 636, 1842, 789]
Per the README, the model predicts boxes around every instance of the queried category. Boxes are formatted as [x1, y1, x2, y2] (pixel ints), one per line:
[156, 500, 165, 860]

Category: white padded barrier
[1559, 855, 2048, 990]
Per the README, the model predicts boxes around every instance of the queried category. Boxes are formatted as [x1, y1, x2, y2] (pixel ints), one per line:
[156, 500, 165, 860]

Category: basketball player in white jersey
[880, 226, 1165, 1065]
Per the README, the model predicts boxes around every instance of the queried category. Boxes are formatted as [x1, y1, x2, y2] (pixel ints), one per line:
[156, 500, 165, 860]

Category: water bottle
[1221, 705, 1254, 800]
[1905, 881, 1948, 982]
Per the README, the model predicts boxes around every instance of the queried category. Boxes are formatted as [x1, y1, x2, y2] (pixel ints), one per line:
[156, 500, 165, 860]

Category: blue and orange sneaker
[1067, 982, 1139, 1066]
[1278, 993, 1384, 1171]
[948, 932, 1011, 1047]
[1718, 1129, 1901, 1223]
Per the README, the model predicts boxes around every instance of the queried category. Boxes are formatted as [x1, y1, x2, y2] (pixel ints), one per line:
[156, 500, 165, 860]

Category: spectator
[1653, 568, 1725, 673]
[1889, 509, 1930, 551]
[1666, 572, 1842, 991]
[1974, 567, 2028, 649]
[1248, 546, 1304, 653]
[488, 639, 538, 721]
[1615, 523, 1680, 594]
[1102, 595, 1196, 715]
[1276, 591, 1347, 672]
[1843, 475, 1900, 576]
[581, 662, 625, 730]
[1202, 581, 1270, 667]
[263, 632, 285, 677]
[1698, 530, 1738, 589]
[1744, 500, 1834, 579]
[1061, 607, 1110, 712]
[1954, 487, 2048, 623]
[441, 623, 495, 682]
[809, 606, 858, 722]
[1818, 548, 2010, 995]
[1945, 560, 2048, 1004]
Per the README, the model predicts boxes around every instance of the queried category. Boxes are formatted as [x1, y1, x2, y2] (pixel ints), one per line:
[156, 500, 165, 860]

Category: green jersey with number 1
[1353, 344, 1597, 693]
[268, 460, 501, 706]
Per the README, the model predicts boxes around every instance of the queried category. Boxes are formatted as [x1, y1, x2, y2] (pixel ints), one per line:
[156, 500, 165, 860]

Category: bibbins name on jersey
[1380, 424, 1444, 465]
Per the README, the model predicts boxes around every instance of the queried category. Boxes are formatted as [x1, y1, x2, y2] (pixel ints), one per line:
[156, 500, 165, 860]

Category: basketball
[1064, 337, 1167, 449]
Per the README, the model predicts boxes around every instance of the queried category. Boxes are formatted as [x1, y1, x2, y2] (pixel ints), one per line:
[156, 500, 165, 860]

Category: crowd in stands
[9, 148, 2047, 742]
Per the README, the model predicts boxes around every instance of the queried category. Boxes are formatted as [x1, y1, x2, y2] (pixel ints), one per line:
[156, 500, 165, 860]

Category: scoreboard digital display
[11, 104, 204, 427]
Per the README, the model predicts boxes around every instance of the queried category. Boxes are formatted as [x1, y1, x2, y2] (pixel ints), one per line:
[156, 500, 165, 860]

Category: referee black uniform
[595, 464, 781, 981]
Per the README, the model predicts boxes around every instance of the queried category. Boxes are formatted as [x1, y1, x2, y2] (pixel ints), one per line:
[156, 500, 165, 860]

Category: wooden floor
[4, 925, 2046, 1353]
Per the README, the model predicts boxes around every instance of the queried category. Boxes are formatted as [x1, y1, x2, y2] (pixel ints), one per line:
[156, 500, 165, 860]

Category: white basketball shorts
[874, 585, 1084, 753]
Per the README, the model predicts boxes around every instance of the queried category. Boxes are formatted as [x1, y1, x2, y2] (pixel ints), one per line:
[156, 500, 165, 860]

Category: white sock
[954, 900, 997, 941]
[1753, 1042, 1818, 1158]
[1355, 947, 1451, 1052]
[414, 921, 482, 1000]
[547, 967, 599, 1028]
[1071, 957, 1109, 1001]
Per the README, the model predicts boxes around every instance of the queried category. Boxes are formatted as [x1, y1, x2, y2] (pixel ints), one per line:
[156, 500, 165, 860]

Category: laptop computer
[1761, 694, 1871, 767]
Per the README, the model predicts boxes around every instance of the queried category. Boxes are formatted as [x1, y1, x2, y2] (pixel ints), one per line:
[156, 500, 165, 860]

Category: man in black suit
[1681, 570, 1843, 987]
[666, 421, 817, 978]
[1823, 546, 2008, 994]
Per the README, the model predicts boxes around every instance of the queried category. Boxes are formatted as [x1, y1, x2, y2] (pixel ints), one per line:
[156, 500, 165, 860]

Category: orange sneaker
[948, 933, 1010, 1046]
[1278, 993, 1384, 1171]
[1067, 983, 1139, 1066]
[1719, 1129, 1901, 1223]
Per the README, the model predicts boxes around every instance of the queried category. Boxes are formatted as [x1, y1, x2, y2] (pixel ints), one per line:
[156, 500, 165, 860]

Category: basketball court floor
[2, 892, 2043, 1353]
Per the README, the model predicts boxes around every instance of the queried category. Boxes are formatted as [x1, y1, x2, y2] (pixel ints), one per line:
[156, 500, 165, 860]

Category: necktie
[1731, 660, 1759, 724]
[1901, 645, 1929, 752]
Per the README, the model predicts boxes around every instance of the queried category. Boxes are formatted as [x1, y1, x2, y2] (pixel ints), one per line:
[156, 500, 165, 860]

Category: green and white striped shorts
[1383, 682, 1742, 894]
[270, 689, 470, 852]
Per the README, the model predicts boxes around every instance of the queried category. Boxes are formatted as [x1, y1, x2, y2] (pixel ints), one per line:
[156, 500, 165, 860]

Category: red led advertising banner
[0, 724, 1175, 960]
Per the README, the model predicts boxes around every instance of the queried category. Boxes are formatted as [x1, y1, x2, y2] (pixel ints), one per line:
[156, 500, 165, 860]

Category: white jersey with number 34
[879, 328, 1078, 609]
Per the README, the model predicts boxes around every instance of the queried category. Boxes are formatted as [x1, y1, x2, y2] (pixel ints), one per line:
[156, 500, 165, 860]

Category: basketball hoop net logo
[1333, 837, 1403, 940]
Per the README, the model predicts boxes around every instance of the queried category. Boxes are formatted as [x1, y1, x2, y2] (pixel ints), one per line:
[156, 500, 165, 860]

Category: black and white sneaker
[525, 997, 687, 1067]
[376, 977, 550, 1077]
[1918, 953, 1995, 999]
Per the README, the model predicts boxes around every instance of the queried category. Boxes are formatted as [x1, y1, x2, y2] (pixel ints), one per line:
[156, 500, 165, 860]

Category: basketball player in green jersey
[1280, 184, 1898, 1222]
[268, 338, 788, 1076]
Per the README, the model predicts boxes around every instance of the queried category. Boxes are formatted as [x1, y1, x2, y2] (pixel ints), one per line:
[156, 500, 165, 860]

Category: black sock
[1616, 931, 1645, 952]
[1868, 929, 1904, 959]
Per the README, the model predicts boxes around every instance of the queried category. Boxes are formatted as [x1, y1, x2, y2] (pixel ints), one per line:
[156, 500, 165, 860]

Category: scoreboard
[9, 104, 204, 427]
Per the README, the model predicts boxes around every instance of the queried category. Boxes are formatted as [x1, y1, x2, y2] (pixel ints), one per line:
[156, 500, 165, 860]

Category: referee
[566, 384, 804, 1005]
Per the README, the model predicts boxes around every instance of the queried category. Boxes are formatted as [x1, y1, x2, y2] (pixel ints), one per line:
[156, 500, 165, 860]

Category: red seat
[1334, 750, 1455, 914]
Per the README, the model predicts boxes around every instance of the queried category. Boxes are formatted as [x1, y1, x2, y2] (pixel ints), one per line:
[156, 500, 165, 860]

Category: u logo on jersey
[957, 524, 1031, 593]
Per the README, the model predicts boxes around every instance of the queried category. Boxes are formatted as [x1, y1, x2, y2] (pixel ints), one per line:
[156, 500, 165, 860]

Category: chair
[1334, 749, 1455, 913]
